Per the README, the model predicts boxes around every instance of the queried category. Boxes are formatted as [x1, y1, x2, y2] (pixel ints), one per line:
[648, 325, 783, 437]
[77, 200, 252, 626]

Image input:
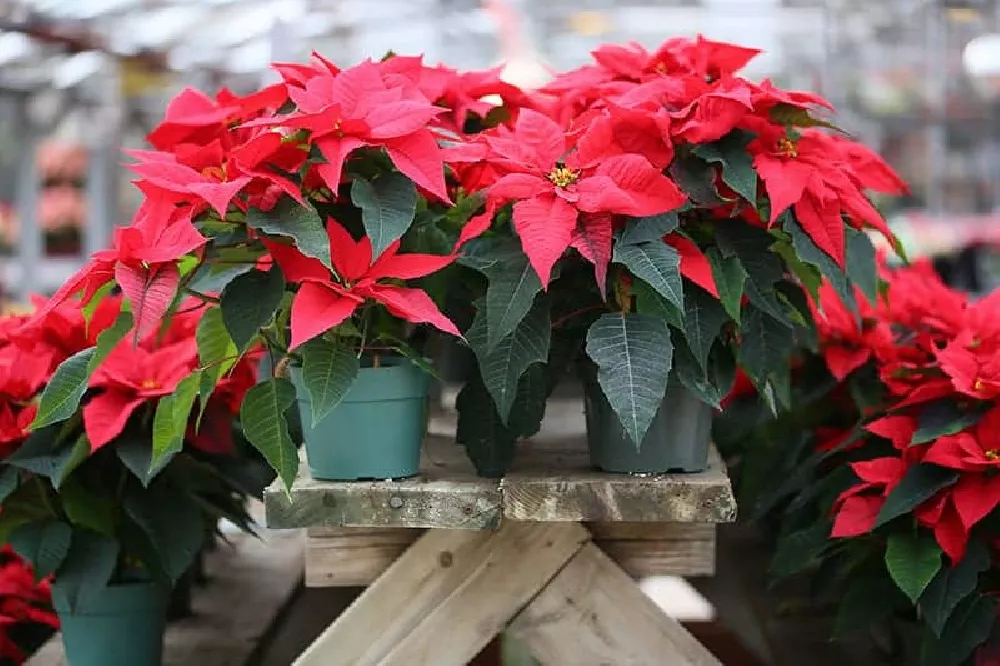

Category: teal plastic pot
[581, 369, 712, 474]
[293, 359, 430, 481]
[54, 581, 168, 666]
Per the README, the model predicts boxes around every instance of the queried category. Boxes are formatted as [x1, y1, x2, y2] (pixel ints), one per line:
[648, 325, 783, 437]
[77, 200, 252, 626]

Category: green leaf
[51, 532, 119, 612]
[911, 401, 985, 446]
[784, 216, 857, 317]
[669, 154, 722, 205]
[681, 281, 729, 371]
[739, 305, 793, 386]
[920, 540, 991, 636]
[298, 337, 360, 426]
[351, 173, 418, 259]
[5, 426, 62, 477]
[187, 262, 254, 294]
[770, 103, 845, 133]
[456, 363, 547, 478]
[692, 130, 758, 203]
[832, 573, 900, 639]
[125, 489, 205, 583]
[613, 241, 683, 311]
[672, 334, 734, 411]
[467, 296, 550, 424]
[33, 310, 133, 429]
[53, 434, 90, 489]
[220, 267, 286, 351]
[634, 278, 683, 329]
[479, 250, 543, 353]
[715, 225, 789, 326]
[706, 247, 746, 322]
[240, 378, 299, 491]
[0, 467, 18, 503]
[846, 228, 878, 303]
[618, 213, 679, 246]
[875, 465, 960, 529]
[8, 521, 72, 579]
[197, 306, 238, 410]
[920, 595, 996, 666]
[149, 371, 203, 480]
[768, 521, 832, 581]
[60, 477, 117, 536]
[585, 313, 673, 448]
[886, 532, 942, 604]
[247, 198, 332, 269]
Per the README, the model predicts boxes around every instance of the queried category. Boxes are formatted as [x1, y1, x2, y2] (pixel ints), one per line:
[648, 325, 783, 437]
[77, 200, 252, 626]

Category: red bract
[266, 219, 459, 349]
[937, 290, 1000, 400]
[84, 339, 198, 450]
[480, 109, 685, 285]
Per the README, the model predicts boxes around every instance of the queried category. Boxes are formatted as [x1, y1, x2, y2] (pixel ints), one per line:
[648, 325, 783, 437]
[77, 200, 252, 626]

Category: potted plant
[25, 55, 484, 485]
[719, 261, 1000, 666]
[0, 294, 267, 666]
[446, 36, 909, 475]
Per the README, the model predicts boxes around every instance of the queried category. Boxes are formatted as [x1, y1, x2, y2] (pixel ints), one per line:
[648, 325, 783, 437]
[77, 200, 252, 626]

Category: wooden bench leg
[508, 543, 723, 666]
[293, 522, 590, 666]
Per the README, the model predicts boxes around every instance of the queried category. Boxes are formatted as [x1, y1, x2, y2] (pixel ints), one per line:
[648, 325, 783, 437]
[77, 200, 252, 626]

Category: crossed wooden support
[265, 404, 737, 666]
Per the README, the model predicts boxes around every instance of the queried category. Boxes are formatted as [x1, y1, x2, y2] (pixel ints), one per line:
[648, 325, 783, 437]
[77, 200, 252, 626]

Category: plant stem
[358, 305, 373, 359]
[273, 355, 291, 379]
[184, 288, 221, 304]
[552, 304, 608, 329]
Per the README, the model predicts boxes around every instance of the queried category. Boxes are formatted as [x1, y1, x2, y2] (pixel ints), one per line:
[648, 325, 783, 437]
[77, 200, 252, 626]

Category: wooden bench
[264, 399, 736, 666]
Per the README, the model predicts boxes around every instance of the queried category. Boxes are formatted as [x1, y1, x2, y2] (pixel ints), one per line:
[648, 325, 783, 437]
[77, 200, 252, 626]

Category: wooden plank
[508, 542, 723, 666]
[305, 527, 422, 588]
[265, 435, 501, 530]
[294, 522, 590, 666]
[504, 444, 736, 524]
[27, 529, 303, 666]
[592, 523, 717, 577]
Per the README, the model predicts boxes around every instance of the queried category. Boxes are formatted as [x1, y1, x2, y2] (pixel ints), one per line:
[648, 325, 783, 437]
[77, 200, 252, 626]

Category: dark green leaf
[5, 426, 61, 477]
[739, 305, 793, 386]
[912, 401, 985, 446]
[768, 521, 832, 581]
[59, 477, 116, 536]
[613, 241, 683, 311]
[920, 540, 990, 636]
[692, 130, 758, 203]
[220, 267, 285, 351]
[706, 247, 746, 322]
[467, 296, 550, 424]
[51, 532, 118, 612]
[149, 371, 202, 479]
[846, 228, 878, 303]
[125, 489, 205, 583]
[618, 213, 679, 246]
[247, 198, 332, 269]
[351, 173, 418, 259]
[833, 574, 899, 639]
[53, 434, 90, 489]
[33, 350, 94, 429]
[681, 281, 729, 371]
[240, 378, 299, 491]
[885, 532, 942, 603]
[715, 225, 789, 326]
[770, 103, 845, 133]
[480, 251, 543, 353]
[920, 595, 996, 666]
[875, 465, 959, 528]
[669, 154, 722, 205]
[634, 278, 683, 329]
[784, 215, 857, 319]
[672, 332, 723, 408]
[0, 467, 18, 503]
[298, 337, 360, 426]
[585, 313, 673, 448]
[8, 521, 71, 579]
[187, 262, 254, 294]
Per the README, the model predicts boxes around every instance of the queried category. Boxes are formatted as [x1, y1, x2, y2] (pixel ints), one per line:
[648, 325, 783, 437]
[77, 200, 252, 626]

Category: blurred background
[3, 0, 1000, 301]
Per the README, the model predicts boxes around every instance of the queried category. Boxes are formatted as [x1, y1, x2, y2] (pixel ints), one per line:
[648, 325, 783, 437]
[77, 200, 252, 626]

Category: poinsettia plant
[717, 260, 1000, 666]
[445, 37, 908, 473]
[0, 294, 267, 610]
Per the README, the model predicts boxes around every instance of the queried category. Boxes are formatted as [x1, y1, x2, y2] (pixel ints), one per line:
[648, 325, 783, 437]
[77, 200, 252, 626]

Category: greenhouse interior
[2, 1, 1000, 665]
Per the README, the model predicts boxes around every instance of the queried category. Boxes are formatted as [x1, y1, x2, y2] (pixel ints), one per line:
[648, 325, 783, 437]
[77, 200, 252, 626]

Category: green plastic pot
[581, 368, 712, 474]
[293, 358, 430, 481]
[54, 581, 168, 666]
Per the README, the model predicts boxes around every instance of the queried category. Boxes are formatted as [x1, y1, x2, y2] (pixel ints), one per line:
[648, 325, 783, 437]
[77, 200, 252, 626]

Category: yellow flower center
[778, 137, 798, 158]
[654, 61, 668, 74]
[141, 379, 160, 390]
[974, 378, 985, 392]
[547, 166, 580, 188]
[985, 449, 1000, 461]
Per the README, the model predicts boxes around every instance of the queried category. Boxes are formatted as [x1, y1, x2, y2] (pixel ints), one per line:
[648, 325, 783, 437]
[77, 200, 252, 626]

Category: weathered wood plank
[508, 542, 723, 666]
[27, 529, 303, 666]
[504, 445, 736, 524]
[305, 527, 423, 587]
[265, 435, 501, 530]
[294, 522, 590, 666]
